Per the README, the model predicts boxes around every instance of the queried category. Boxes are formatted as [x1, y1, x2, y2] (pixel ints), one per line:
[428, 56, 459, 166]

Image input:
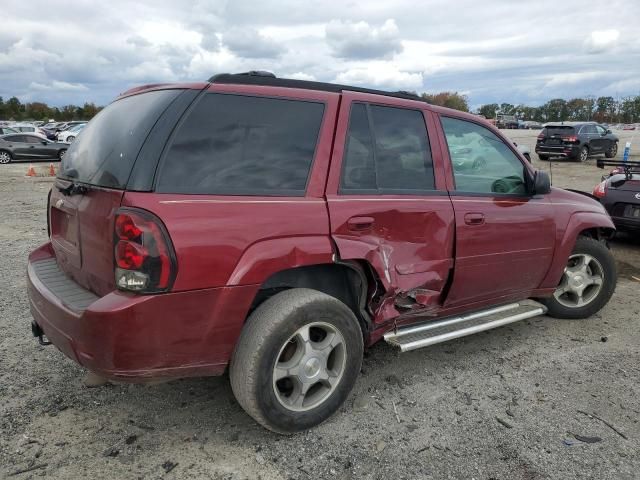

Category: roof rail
[207, 72, 428, 104]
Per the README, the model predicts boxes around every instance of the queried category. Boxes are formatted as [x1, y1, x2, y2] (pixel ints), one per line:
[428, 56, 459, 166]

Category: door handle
[347, 216, 374, 231]
[464, 213, 485, 225]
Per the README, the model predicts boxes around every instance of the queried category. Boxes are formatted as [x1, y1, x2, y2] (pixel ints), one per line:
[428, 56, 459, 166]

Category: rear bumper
[27, 242, 257, 381]
[535, 145, 580, 158]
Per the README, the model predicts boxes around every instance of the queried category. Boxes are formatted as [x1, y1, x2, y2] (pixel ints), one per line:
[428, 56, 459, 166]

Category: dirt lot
[1, 129, 639, 480]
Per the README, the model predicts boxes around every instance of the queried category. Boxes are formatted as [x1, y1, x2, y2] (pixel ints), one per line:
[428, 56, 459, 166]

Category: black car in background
[0, 133, 68, 164]
[535, 122, 618, 162]
[593, 159, 640, 232]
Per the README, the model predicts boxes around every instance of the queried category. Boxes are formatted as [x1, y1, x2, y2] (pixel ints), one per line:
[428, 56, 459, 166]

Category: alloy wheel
[272, 322, 347, 412]
[580, 147, 589, 162]
[553, 253, 604, 308]
[0, 151, 10, 164]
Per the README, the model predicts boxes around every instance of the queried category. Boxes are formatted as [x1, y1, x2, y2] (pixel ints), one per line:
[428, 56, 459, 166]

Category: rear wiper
[56, 182, 91, 196]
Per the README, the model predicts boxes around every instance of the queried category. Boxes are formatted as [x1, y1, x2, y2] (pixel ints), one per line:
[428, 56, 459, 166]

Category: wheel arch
[539, 211, 615, 289]
[248, 262, 375, 339]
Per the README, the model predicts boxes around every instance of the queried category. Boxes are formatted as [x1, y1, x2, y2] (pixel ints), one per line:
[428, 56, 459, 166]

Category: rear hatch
[49, 89, 184, 296]
[539, 126, 576, 146]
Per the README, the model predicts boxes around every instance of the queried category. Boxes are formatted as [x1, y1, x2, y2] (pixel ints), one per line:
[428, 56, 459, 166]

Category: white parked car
[57, 123, 86, 143]
[10, 124, 47, 138]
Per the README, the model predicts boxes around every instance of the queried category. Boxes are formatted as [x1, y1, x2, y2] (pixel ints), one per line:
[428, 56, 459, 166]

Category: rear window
[543, 126, 575, 136]
[60, 89, 180, 188]
[156, 93, 325, 196]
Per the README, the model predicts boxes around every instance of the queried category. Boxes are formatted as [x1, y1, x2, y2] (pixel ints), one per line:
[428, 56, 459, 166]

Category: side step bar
[384, 301, 547, 352]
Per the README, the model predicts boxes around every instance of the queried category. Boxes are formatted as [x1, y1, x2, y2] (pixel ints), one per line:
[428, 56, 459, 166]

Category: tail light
[537, 133, 545, 140]
[113, 208, 177, 293]
[592, 180, 607, 198]
[562, 135, 578, 143]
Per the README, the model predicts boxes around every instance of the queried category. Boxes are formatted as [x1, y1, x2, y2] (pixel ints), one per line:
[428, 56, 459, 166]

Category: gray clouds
[0, 0, 639, 108]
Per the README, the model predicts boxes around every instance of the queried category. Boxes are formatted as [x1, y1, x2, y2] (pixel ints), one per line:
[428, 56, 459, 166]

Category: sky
[1, 0, 639, 110]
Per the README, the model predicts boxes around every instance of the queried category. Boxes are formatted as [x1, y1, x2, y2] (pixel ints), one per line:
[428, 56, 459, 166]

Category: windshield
[59, 89, 180, 188]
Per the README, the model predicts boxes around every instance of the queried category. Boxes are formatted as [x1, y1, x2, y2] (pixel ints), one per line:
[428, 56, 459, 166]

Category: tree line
[0, 96, 102, 121]
[2, 91, 640, 123]
[419, 92, 640, 123]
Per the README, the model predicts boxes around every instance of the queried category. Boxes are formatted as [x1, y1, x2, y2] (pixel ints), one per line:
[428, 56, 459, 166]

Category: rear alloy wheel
[58, 149, 67, 160]
[578, 145, 589, 162]
[0, 150, 11, 164]
[541, 236, 616, 319]
[230, 288, 363, 434]
[605, 142, 618, 159]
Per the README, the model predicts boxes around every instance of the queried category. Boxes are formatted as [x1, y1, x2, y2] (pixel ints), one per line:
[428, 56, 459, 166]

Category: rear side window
[156, 93, 325, 196]
[60, 89, 181, 188]
[340, 103, 434, 194]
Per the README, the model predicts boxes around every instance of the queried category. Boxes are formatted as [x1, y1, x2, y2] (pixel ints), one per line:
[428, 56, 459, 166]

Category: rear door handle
[464, 213, 485, 225]
[347, 216, 374, 231]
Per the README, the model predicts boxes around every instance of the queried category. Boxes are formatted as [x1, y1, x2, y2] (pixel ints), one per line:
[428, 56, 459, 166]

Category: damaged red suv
[28, 72, 617, 433]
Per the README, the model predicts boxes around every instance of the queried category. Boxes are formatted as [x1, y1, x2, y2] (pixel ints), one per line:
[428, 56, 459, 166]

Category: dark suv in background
[535, 122, 618, 162]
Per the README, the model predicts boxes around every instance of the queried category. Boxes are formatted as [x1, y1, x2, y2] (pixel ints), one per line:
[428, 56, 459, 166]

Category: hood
[550, 187, 608, 214]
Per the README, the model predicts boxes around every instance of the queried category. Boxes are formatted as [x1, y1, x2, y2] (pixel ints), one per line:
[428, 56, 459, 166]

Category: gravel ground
[1, 129, 639, 479]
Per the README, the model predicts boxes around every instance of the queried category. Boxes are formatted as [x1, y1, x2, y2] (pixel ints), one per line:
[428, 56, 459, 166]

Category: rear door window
[156, 93, 325, 196]
[339, 103, 435, 194]
[59, 89, 181, 188]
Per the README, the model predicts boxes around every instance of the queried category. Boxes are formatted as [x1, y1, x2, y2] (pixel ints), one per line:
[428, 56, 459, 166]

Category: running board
[384, 301, 547, 352]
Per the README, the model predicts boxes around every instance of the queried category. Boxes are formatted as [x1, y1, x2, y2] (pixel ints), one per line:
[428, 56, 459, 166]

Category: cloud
[585, 29, 620, 54]
[29, 81, 89, 92]
[222, 28, 285, 58]
[325, 19, 402, 59]
[334, 66, 423, 90]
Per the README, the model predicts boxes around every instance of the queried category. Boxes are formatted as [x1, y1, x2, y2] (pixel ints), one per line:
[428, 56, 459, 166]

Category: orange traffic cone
[26, 165, 36, 177]
[49, 163, 56, 176]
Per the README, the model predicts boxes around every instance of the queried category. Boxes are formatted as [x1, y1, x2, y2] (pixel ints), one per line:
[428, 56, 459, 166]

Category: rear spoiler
[597, 159, 640, 179]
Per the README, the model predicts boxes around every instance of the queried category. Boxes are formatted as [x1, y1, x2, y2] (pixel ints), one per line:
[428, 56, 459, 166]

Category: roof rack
[208, 71, 428, 103]
[597, 159, 640, 180]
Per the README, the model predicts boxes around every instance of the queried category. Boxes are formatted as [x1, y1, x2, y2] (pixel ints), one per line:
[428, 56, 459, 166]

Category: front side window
[596, 125, 607, 135]
[340, 103, 435, 194]
[156, 93, 325, 195]
[441, 117, 528, 195]
[583, 124, 597, 134]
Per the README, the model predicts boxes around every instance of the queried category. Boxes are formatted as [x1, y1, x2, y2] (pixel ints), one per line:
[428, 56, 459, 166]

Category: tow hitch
[31, 322, 51, 346]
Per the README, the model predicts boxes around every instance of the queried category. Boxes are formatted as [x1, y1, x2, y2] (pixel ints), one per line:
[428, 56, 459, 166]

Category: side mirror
[606, 129, 612, 134]
[532, 170, 551, 195]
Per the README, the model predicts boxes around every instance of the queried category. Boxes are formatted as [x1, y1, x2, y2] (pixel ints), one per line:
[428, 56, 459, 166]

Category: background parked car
[0, 126, 18, 135]
[0, 133, 68, 163]
[57, 123, 86, 143]
[593, 159, 640, 232]
[535, 122, 618, 162]
[10, 123, 47, 138]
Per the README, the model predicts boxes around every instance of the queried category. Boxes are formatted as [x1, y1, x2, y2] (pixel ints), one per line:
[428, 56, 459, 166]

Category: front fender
[539, 211, 614, 289]
[227, 236, 334, 286]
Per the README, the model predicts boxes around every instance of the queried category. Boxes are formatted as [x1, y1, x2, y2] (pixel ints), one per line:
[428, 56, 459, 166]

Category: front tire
[541, 236, 616, 319]
[0, 150, 12, 164]
[538, 154, 549, 161]
[230, 288, 363, 434]
[605, 142, 617, 158]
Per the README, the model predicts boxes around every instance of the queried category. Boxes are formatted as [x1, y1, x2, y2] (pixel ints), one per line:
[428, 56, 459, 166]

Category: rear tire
[229, 288, 363, 434]
[605, 142, 617, 158]
[538, 154, 549, 161]
[540, 236, 616, 319]
[578, 145, 589, 162]
[0, 150, 11, 164]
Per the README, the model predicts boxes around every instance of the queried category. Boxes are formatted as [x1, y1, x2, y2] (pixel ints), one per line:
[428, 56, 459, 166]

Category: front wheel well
[578, 227, 615, 242]
[249, 263, 372, 337]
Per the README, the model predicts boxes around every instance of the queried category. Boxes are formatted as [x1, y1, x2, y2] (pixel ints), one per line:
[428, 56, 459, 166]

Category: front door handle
[347, 216, 374, 231]
[464, 213, 485, 225]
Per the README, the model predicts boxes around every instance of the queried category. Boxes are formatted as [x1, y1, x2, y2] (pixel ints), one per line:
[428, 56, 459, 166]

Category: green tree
[421, 92, 469, 112]
[478, 103, 499, 119]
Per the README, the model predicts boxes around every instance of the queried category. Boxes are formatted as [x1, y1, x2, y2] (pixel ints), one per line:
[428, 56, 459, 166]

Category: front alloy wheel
[541, 236, 616, 319]
[0, 151, 11, 164]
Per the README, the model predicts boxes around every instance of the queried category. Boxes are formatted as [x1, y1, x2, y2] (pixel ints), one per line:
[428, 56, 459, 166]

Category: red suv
[27, 72, 617, 433]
